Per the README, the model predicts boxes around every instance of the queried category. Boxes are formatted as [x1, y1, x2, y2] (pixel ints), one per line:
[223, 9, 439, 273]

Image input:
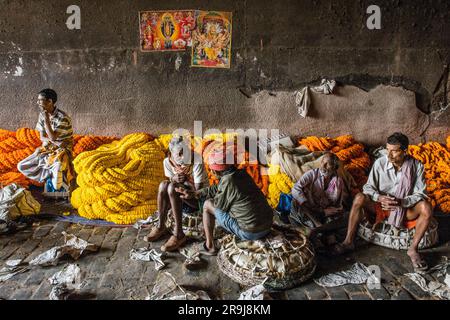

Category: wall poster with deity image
[139, 10, 195, 52]
[191, 11, 232, 68]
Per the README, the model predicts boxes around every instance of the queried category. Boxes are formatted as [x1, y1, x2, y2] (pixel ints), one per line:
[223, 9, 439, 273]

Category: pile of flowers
[0, 128, 42, 187]
[70, 133, 165, 224]
[73, 135, 120, 157]
[408, 139, 450, 213]
[298, 135, 371, 191]
[266, 164, 294, 208]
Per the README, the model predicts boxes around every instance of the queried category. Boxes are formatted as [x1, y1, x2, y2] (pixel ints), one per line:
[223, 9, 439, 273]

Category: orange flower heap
[0, 128, 42, 188]
[73, 135, 120, 156]
[298, 135, 372, 191]
[408, 139, 450, 214]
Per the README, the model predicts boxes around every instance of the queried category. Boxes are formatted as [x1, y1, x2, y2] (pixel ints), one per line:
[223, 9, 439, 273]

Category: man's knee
[416, 200, 433, 219]
[167, 182, 178, 197]
[352, 193, 367, 208]
[203, 199, 215, 214]
[158, 180, 170, 193]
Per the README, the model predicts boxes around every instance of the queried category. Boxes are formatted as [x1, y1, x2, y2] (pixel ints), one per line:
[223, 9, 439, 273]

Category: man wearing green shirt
[176, 148, 273, 255]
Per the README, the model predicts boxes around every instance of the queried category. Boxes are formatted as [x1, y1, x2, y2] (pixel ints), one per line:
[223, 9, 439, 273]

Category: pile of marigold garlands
[408, 141, 450, 213]
[298, 135, 371, 190]
[0, 128, 42, 188]
[0, 128, 120, 188]
[198, 133, 269, 197]
[70, 133, 165, 224]
[2, 126, 449, 222]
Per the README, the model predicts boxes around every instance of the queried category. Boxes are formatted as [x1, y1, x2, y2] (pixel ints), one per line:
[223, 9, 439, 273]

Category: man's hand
[324, 206, 343, 217]
[378, 195, 400, 211]
[43, 111, 51, 123]
[172, 174, 186, 184]
[175, 187, 198, 200]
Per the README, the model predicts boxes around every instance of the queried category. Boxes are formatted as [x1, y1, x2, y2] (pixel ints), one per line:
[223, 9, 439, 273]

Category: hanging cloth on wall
[294, 79, 337, 117]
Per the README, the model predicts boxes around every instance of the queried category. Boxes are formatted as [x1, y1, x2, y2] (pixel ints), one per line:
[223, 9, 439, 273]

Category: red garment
[374, 202, 417, 230]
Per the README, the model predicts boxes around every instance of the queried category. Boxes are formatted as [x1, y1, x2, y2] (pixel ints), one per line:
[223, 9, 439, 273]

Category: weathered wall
[0, 0, 449, 146]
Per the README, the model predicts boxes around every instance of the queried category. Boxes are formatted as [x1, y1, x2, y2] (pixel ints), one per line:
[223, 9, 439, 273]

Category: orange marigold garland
[408, 138, 450, 213]
[298, 135, 372, 192]
[201, 137, 269, 196]
[0, 128, 43, 188]
[73, 135, 120, 157]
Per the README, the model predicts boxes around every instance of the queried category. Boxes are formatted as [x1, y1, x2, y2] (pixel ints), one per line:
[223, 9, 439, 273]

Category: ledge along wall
[0, 0, 449, 146]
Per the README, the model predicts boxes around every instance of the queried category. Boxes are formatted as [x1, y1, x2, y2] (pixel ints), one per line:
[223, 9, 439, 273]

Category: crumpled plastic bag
[238, 284, 268, 300]
[48, 264, 83, 300]
[133, 215, 159, 230]
[0, 259, 29, 282]
[311, 79, 336, 94]
[314, 262, 375, 287]
[146, 272, 210, 300]
[130, 248, 165, 270]
[180, 245, 202, 269]
[0, 183, 40, 223]
[427, 256, 450, 277]
[405, 272, 450, 300]
[402, 256, 450, 300]
[30, 232, 98, 266]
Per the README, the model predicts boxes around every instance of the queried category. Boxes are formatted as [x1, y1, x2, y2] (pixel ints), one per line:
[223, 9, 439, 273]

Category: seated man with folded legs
[144, 136, 208, 252]
[18, 89, 74, 195]
[176, 148, 274, 255]
[333, 132, 432, 272]
[290, 152, 349, 242]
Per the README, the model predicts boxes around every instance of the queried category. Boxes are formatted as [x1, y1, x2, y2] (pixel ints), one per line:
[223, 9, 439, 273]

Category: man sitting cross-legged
[290, 152, 350, 241]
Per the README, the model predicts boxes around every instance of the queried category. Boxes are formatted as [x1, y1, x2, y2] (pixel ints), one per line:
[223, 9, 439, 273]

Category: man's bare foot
[161, 235, 187, 252]
[143, 227, 168, 242]
[407, 249, 428, 273]
[200, 241, 218, 256]
[330, 242, 355, 256]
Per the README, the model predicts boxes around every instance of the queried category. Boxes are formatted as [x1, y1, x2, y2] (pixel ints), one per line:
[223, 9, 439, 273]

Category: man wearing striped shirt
[18, 89, 74, 193]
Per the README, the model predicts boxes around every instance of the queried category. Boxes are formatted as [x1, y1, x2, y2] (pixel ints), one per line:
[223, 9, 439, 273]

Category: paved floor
[1, 198, 449, 300]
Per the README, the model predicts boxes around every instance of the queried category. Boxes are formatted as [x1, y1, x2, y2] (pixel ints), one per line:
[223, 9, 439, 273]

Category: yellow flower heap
[71, 133, 165, 224]
[266, 164, 294, 208]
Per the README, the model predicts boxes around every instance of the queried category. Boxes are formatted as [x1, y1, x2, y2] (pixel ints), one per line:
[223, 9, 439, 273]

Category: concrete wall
[0, 0, 449, 146]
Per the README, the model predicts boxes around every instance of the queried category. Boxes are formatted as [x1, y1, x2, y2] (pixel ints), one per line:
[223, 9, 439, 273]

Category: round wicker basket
[217, 224, 316, 290]
[357, 217, 439, 250]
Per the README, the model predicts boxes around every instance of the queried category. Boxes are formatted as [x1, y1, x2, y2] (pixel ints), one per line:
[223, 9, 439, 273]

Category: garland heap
[71, 133, 165, 224]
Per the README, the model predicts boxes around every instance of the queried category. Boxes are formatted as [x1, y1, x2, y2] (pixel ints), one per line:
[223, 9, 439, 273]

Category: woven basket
[357, 217, 439, 250]
[217, 224, 316, 290]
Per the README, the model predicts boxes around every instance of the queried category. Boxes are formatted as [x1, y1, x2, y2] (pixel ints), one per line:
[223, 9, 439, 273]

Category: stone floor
[1, 198, 449, 300]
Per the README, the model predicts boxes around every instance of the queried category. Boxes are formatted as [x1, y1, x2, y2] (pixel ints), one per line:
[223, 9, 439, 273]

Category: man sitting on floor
[290, 152, 349, 238]
[176, 148, 274, 255]
[333, 132, 432, 272]
[18, 88, 74, 194]
[144, 136, 208, 252]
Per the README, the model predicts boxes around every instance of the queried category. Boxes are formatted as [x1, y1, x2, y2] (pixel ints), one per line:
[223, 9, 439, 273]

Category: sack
[0, 183, 41, 222]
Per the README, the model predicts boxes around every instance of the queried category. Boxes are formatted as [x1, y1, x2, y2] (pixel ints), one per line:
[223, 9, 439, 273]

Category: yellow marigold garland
[71, 133, 165, 224]
[266, 164, 294, 208]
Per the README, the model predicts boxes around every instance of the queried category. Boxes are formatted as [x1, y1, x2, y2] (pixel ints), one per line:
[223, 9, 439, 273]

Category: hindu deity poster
[139, 10, 195, 51]
[191, 11, 232, 68]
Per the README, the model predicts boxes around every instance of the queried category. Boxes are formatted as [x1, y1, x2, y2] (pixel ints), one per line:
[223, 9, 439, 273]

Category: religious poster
[191, 11, 232, 68]
[139, 10, 195, 52]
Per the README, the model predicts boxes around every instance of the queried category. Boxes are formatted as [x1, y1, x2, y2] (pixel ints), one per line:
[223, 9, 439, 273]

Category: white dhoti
[18, 145, 73, 190]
